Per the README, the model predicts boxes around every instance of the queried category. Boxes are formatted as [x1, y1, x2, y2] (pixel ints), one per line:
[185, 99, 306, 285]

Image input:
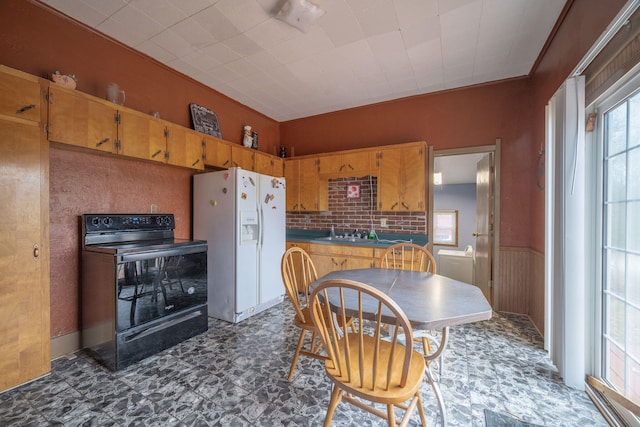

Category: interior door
[474, 153, 493, 304]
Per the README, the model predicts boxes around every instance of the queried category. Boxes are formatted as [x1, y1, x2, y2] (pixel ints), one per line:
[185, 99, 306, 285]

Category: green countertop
[286, 229, 428, 248]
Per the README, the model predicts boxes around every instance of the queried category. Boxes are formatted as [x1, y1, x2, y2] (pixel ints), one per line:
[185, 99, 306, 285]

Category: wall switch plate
[150, 204, 158, 213]
[380, 218, 387, 227]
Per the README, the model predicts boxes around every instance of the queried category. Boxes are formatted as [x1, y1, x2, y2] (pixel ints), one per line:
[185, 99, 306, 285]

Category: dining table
[310, 267, 493, 426]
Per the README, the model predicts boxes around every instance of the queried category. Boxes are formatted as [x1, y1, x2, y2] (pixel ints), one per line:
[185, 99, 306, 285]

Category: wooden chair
[281, 247, 326, 380]
[380, 243, 441, 373]
[309, 279, 428, 427]
[380, 242, 436, 273]
[281, 247, 357, 379]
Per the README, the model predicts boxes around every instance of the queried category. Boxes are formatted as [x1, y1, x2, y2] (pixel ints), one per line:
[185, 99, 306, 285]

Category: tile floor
[0, 304, 606, 426]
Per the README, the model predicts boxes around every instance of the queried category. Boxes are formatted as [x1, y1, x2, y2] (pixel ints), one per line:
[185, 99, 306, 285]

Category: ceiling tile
[44, 0, 568, 121]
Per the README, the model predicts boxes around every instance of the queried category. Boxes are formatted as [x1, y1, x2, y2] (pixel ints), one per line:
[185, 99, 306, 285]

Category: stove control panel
[84, 214, 175, 233]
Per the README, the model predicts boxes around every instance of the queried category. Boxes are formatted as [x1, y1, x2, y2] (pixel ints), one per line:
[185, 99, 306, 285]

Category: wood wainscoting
[495, 247, 545, 336]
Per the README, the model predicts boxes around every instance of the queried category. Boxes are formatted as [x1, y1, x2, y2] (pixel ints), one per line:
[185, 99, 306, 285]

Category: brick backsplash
[286, 176, 427, 235]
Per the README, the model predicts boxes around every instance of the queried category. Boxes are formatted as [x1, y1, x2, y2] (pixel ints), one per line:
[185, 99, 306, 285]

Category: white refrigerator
[193, 168, 286, 323]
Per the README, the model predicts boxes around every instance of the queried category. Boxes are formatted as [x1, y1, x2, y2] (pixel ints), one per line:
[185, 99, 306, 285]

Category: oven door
[116, 246, 207, 331]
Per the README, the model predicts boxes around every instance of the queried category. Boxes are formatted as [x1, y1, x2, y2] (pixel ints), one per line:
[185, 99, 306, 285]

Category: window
[433, 210, 458, 246]
[601, 86, 640, 406]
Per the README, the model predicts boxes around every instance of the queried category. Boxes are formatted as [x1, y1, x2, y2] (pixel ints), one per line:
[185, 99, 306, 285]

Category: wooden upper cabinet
[376, 142, 426, 211]
[231, 144, 254, 170]
[166, 124, 203, 170]
[254, 151, 283, 176]
[318, 149, 376, 176]
[299, 157, 327, 211]
[284, 159, 300, 211]
[203, 135, 232, 169]
[0, 65, 42, 123]
[118, 109, 164, 163]
[48, 85, 118, 153]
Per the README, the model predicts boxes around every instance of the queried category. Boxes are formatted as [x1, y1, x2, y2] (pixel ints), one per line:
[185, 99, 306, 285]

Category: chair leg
[310, 330, 320, 353]
[288, 329, 307, 380]
[416, 392, 427, 426]
[324, 386, 343, 427]
[387, 404, 396, 426]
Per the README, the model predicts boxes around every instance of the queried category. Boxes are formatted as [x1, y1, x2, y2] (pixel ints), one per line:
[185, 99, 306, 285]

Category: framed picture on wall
[346, 184, 360, 199]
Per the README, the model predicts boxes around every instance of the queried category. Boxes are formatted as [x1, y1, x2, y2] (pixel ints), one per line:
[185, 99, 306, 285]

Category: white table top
[311, 268, 492, 330]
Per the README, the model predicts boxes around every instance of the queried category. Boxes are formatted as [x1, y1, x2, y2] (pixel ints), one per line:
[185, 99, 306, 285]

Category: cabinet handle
[96, 138, 109, 147]
[340, 259, 347, 266]
[33, 244, 39, 260]
[331, 258, 338, 266]
[151, 150, 162, 158]
[347, 163, 354, 170]
[401, 202, 409, 209]
[223, 160, 229, 166]
[191, 158, 200, 167]
[16, 104, 36, 114]
[390, 202, 398, 210]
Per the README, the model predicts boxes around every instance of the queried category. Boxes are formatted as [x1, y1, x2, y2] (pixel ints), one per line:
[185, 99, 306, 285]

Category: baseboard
[50, 331, 81, 360]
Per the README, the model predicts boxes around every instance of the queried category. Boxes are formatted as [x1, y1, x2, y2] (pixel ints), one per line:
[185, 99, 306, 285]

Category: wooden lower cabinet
[308, 243, 376, 278]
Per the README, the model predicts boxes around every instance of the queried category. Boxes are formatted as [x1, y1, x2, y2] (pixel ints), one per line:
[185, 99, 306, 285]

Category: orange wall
[281, 78, 535, 248]
[49, 147, 193, 336]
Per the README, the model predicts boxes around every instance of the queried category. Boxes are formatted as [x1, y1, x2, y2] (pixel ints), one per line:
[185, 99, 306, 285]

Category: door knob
[473, 232, 486, 237]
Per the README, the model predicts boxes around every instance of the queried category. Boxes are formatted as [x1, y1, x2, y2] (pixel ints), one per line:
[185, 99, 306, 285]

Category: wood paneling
[496, 247, 531, 314]
[495, 247, 545, 336]
[529, 250, 545, 335]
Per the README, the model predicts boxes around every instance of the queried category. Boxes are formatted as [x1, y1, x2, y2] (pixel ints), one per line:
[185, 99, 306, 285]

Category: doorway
[428, 141, 501, 307]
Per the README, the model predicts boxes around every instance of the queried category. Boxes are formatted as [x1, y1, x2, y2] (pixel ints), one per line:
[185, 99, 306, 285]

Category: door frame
[428, 139, 501, 307]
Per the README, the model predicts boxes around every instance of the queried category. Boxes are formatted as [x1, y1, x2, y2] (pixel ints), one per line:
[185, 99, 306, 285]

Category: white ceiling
[41, 0, 566, 122]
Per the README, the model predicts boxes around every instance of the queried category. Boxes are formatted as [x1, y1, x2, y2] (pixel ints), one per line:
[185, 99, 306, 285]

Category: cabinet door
[48, 85, 118, 153]
[401, 144, 426, 210]
[0, 66, 42, 123]
[344, 256, 375, 270]
[284, 159, 299, 211]
[298, 157, 316, 211]
[339, 150, 374, 175]
[317, 154, 342, 174]
[0, 117, 50, 392]
[166, 124, 203, 170]
[377, 143, 426, 210]
[310, 253, 346, 277]
[318, 150, 375, 176]
[203, 136, 232, 168]
[254, 151, 280, 175]
[231, 145, 254, 169]
[118, 110, 166, 163]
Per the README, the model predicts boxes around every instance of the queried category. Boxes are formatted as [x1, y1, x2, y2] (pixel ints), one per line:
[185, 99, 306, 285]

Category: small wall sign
[346, 184, 360, 199]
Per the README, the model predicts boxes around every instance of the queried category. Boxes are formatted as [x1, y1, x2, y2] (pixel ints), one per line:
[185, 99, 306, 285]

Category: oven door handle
[117, 244, 207, 262]
[124, 309, 204, 343]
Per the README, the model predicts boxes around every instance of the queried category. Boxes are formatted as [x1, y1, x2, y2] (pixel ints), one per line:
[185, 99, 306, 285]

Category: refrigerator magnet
[241, 192, 247, 200]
